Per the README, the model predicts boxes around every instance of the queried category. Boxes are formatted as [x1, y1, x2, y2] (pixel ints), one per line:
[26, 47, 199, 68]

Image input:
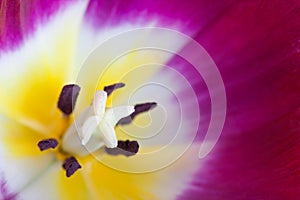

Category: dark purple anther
[118, 140, 139, 153]
[37, 139, 58, 151]
[106, 140, 139, 157]
[57, 84, 80, 115]
[104, 82, 125, 96]
[118, 102, 157, 125]
[62, 157, 81, 178]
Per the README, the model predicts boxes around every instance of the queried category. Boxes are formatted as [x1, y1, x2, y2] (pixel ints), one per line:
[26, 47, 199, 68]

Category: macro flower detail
[1, 0, 300, 200]
[62, 87, 134, 152]
[36, 83, 153, 177]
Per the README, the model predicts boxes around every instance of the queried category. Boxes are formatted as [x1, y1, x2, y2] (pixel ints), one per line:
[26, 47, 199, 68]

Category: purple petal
[180, 111, 300, 199]
[172, 1, 300, 199]
[84, 0, 235, 35]
[167, 0, 300, 138]
[0, 0, 75, 52]
[194, 1, 300, 133]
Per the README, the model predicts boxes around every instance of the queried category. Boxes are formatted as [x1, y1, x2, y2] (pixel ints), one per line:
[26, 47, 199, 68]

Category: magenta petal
[0, 0, 74, 52]
[167, 0, 300, 135]
[194, 1, 300, 132]
[84, 0, 235, 35]
[180, 111, 300, 199]
[174, 1, 300, 199]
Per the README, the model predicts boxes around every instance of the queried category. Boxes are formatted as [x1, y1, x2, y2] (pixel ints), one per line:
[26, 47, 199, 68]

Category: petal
[0, 155, 57, 200]
[84, 0, 235, 36]
[0, 1, 88, 135]
[57, 162, 92, 200]
[0, 114, 58, 198]
[159, 0, 300, 156]
[82, 144, 200, 199]
[0, 115, 46, 157]
[104, 106, 135, 126]
[174, 1, 300, 198]
[193, 0, 300, 133]
[0, 113, 92, 199]
[73, 27, 189, 113]
[73, 0, 220, 110]
[181, 111, 300, 199]
[98, 121, 118, 148]
[111, 59, 200, 160]
[11, 161, 91, 200]
[93, 66, 202, 197]
[0, 0, 74, 51]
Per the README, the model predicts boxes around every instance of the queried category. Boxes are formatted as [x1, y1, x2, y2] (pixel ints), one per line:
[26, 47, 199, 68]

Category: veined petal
[181, 111, 300, 199]
[73, 25, 190, 112]
[73, 0, 228, 110]
[193, 0, 300, 133]
[0, 114, 59, 198]
[175, 1, 300, 198]
[0, 1, 88, 135]
[84, 0, 235, 36]
[0, 0, 76, 52]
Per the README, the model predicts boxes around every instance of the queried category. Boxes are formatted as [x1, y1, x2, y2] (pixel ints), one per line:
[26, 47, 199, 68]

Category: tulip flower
[1, 1, 300, 200]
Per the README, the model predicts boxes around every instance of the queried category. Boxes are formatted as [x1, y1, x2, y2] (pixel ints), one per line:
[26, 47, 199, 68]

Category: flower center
[37, 83, 157, 177]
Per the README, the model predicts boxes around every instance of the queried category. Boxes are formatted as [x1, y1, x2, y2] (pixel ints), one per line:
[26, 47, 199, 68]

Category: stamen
[118, 102, 157, 125]
[37, 139, 58, 151]
[104, 82, 125, 96]
[57, 84, 80, 115]
[62, 156, 81, 178]
[105, 140, 139, 157]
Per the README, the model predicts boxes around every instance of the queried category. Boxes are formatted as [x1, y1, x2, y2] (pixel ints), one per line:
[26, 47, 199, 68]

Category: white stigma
[62, 90, 135, 156]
